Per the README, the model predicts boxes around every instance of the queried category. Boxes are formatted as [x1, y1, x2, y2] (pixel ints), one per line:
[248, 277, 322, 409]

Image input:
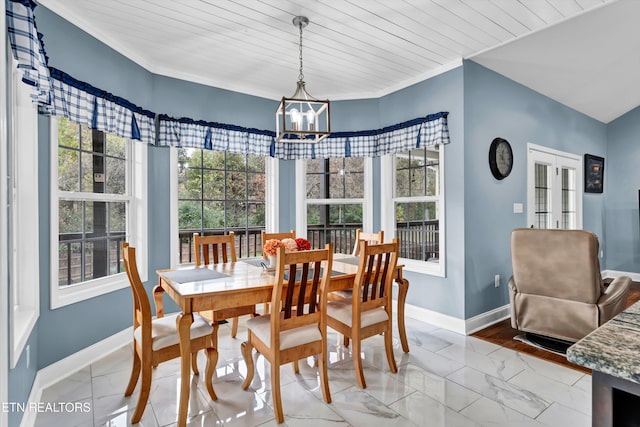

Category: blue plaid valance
[6, 0, 51, 104]
[158, 112, 449, 159]
[157, 115, 273, 156]
[6, 0, 450, 156]
[5, 1, 156, 144]
[46, 68, 156, 144]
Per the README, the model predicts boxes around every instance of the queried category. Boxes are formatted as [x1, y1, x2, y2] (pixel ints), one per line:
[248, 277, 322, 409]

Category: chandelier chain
[298, 20, 304, 82]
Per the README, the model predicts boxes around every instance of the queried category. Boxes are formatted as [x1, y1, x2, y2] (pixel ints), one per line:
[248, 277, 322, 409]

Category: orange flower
[263, 239, 284, 256]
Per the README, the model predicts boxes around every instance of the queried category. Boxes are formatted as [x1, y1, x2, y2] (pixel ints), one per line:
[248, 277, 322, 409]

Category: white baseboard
[402, 302, 466, 335]
[603, 269, 640, 282]
[20, 327, 131, 427]
[401, 302, 511, 336]
[464, 304, 511, 335]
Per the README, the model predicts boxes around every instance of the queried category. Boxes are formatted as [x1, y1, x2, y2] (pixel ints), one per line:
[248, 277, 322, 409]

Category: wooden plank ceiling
[38, 0, 622, 120]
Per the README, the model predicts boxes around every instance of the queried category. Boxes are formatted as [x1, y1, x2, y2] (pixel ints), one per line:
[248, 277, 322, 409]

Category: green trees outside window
[177, 148, 265, 261]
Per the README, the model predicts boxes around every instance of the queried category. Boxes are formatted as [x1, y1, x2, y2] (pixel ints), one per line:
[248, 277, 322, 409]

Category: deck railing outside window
[179, 228, 264, 263]
[396, 219, 439, 262]
[58, 218, 440, 284]
[58, 232, 126, 286]
[308, 219, 439, 259]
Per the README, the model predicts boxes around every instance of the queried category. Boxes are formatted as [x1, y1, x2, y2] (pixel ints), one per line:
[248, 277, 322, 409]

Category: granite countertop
[567, 301, 640, 383]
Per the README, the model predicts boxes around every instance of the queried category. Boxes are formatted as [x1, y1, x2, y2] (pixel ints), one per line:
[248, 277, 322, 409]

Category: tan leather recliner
[509, 228, 631, 343]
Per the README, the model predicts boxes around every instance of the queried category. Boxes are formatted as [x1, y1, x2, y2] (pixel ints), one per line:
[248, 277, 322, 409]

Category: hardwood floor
[472, 280, 640, 374]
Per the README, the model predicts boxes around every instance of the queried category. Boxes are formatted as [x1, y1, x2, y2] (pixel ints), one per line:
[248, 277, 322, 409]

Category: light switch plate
[513, 203, 523, 214]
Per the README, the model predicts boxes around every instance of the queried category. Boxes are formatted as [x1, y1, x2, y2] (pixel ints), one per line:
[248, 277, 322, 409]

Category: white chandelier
[276, 16, 330, 143]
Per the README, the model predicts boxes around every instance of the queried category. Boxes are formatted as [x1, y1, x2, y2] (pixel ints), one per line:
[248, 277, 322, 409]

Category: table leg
[176, 313, 193, 427]
[396, 278, 410, 353]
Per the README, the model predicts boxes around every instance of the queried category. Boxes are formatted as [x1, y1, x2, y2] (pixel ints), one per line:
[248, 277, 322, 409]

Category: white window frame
[295, 158, 373, 241]
[50, 118, 148, 309]
[381, 145, 446, 277]
[169, 147, 275, 266]
[2, 19, 13, 415]
[8, 54, 40, 368]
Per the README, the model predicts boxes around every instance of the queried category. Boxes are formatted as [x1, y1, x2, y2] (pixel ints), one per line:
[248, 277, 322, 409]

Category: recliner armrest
[597, 276, 631, 324]
[508, 277, 518, 329]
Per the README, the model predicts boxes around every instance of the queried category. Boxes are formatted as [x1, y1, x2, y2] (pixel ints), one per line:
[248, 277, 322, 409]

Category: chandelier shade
[275, 16, 330, 143]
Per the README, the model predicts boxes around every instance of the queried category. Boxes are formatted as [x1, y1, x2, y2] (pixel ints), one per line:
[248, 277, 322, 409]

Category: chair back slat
[295, 263, 310, 316]
[307, 262, 322, 314]
[194, 232, 237, 266]
[283, 263, 297, 319]
[355, 239, 399, 307]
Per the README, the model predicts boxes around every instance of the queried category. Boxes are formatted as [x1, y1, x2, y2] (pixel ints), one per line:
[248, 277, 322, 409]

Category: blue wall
[605, 106, 640, 272]
[462, 60, 609, 318]
[379, 69, 466, 318]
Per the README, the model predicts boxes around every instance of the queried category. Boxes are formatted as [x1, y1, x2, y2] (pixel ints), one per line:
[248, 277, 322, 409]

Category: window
[381, 145, 445, 276]
[8, 55, 39, 367]
[297, 157, 372, 254]
[175, 148, 266, 262]
[50, 117, 147, 308]
[1, 6, 8, 412]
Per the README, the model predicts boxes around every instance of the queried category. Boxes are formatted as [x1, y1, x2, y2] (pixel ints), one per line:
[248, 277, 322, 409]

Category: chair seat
[134, 313, 212, 351]
[246, 314, 321, 350]
[327, 299, 388, 328]
[330, 289, 353, 299]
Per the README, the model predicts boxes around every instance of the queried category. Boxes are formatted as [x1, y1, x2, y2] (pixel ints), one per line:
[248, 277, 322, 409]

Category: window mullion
[200, 150, 205, 232]
[58, 191, 130, 202]
[392, 195, 439, 204]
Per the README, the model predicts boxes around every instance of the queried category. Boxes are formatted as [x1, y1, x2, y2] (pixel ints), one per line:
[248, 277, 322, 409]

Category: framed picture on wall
[584, 154, 605, 193]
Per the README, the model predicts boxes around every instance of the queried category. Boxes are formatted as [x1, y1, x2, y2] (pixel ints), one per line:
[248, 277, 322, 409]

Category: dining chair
[193, 232, 257, 338]
[122, 242, 217, 423]
[241, 243, 333, 424]
[351, 229, 384, 256]
[329, 229, 385, 346]
[260, 229, 296, 258]
[326, 238, 400, 389]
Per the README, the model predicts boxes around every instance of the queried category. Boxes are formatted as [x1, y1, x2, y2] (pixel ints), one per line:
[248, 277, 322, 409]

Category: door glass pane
[561, 167, 576, 229]
[534, 163, 551, 228]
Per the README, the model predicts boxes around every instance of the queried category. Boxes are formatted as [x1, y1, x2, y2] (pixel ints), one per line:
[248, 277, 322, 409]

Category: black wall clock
[489, 137, 513, 180]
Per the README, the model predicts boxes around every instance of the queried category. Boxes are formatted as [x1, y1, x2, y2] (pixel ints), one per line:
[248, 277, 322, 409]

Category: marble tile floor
[34, 317, 591, 427]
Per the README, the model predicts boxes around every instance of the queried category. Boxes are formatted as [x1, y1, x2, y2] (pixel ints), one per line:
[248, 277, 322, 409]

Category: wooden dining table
[155, 253, 409, 427]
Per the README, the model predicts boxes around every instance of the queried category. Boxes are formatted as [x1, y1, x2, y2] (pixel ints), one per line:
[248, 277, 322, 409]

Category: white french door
[527, 144, 582, 230]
